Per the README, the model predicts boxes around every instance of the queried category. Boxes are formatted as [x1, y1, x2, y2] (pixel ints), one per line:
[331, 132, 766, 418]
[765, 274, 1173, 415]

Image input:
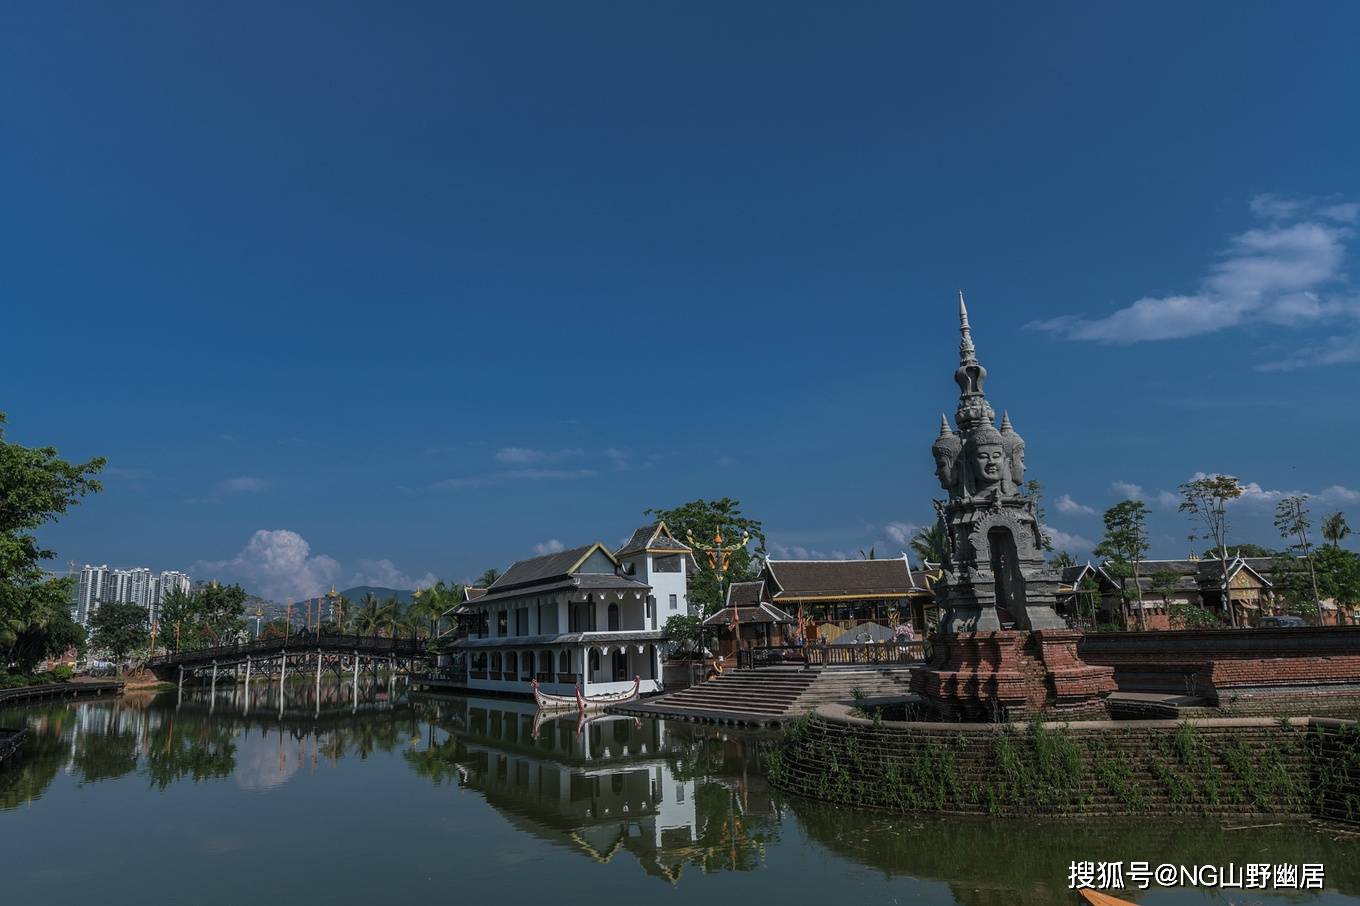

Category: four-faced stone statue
[932, 414, 962, 494]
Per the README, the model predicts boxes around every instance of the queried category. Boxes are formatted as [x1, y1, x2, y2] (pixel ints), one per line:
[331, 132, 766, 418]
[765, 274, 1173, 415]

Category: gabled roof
[764, 557, 921, 600]
[465, 586, 488, 601]
[702, 602, 796, 625]
[614, 521, 692, 558]
[488, 543, 620, 594]
[725, 580, 766, 608]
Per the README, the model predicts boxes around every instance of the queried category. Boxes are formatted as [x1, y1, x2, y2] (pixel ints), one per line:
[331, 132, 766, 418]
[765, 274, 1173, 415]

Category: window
[607, 603, 620, 631]
[559, 650, 571, 673]
[646, 596, 655, 623]
[491, 652, 502, 672]
[497, 611, 508, 636]
[589, 649, 600, 673]
[652, 555, 682, 573]
[669, 594, 678, 610]
[478, 611, 489, 635]
[506, 652, 518, 676]
[523, 651, 534, 678]
[515, 608, 528, 636]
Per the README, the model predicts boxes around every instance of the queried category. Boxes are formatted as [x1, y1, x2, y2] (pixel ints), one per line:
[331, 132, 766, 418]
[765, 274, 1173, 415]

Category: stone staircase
[612, 666, 916, 726]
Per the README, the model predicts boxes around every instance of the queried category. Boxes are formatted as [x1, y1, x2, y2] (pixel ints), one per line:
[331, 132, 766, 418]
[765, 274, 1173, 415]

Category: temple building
[704, 557, 934, 657]
[1058, 554, 1352, 628]
[450, 522, 690, 697]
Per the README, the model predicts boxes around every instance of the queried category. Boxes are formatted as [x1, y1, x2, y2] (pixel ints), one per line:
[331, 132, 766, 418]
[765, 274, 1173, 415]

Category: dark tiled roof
[725, 580, 766, 608]
[470, 573, 650, 608]
[765, 558, 918, 599]
[702, 603, 796, 625]
[465, 587, 488, 601]
[614, 522, 692, 558]
[489, 543, 617, 594]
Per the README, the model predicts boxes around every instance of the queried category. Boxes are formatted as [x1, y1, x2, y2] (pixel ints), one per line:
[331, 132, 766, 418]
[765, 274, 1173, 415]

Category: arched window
[607, 603, 620, 631]
[524, 651, 535, 678]
[589, 649, 600, 673]
[505, 651, 517, 676]
[559, 650, 571, 673]
[646, 644, 657, 680]
[491, 652, 502, 672]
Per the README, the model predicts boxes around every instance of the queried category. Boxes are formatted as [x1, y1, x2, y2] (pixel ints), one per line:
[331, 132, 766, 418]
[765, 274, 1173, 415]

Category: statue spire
[958, 291, 976, 366]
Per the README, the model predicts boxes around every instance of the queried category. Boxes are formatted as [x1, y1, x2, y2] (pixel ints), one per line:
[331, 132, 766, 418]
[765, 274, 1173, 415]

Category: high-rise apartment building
[71, 563, 194, 625]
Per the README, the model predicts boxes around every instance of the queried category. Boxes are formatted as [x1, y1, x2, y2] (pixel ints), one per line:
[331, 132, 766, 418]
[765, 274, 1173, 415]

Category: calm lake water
[3, 682, 1359, 905]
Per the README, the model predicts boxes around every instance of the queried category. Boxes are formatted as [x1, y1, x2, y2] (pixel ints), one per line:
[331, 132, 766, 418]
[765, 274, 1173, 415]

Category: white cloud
[192, 529, 341, 601]
[1183, 472, 1360, 508]
[494, 447, 585, 464]
[1156, 491, 1181, 508]
[1029, 197, 1355, 345]
[219, 476, 269, 494]
[884, 522, 922, 545]
[348, 559, 438, 591]
[1044, 525, 1095, 552]
[533, 539, 566, 555]
[192, 530, 439, 600]
[1257, 330, 1360, 371]
[1055, 494, 1096, 516]
[1111, 481, 1145, 500]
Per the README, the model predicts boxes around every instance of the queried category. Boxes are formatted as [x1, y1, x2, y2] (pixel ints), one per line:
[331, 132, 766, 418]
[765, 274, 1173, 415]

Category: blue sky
[5, 2, 1359, 600]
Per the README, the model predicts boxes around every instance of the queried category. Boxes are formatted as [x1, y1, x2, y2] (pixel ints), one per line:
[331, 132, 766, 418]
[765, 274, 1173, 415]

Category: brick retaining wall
[768, 705, 1360, 823]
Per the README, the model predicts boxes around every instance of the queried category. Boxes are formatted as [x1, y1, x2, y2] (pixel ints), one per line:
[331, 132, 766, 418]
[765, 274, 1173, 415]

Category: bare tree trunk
[1133, 559, 1146, 631]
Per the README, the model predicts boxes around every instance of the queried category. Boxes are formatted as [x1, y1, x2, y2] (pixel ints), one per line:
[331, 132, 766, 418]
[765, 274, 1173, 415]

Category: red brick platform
[910, 629, 1115, 720]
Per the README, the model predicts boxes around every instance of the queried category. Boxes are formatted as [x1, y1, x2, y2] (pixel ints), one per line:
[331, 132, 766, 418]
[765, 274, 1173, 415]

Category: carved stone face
[1010, 443, 1025, 484]
[972, 442, 1006, 486]
[933, 449, 956, 489]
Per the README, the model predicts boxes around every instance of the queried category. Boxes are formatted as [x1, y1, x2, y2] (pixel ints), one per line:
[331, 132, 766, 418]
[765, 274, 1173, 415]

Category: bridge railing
[146, 632, 426, 667]
[736, 640, 926, 670]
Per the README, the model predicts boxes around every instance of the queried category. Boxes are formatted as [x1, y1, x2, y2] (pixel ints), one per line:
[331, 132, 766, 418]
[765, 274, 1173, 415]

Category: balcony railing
[736, 640, 926, 670]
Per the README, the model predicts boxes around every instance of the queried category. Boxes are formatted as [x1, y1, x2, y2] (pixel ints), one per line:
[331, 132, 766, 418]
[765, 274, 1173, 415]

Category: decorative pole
[686, 528, 750, 677]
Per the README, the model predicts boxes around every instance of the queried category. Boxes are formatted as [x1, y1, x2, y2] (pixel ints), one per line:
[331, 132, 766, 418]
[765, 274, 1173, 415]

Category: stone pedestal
[910, 629, 1115, 720]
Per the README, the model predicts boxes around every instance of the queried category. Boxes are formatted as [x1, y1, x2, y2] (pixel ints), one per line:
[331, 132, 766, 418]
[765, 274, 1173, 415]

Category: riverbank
[767, 703, 1360, 824]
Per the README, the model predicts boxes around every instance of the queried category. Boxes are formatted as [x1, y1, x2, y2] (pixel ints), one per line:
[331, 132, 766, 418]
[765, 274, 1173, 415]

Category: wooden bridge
[147, 633, 428, 703]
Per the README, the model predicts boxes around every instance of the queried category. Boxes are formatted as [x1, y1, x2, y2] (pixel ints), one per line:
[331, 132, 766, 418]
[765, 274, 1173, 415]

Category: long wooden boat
[1078, 889, 1138, 906]
[532, 676, 641, 714]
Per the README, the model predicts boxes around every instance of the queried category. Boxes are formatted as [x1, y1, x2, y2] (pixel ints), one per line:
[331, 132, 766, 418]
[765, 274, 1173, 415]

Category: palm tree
[352, 593, 391, 637]
[910, 524, 949, 567]
[1323, 512, 1352, 549]
[477, 568, 500, 588]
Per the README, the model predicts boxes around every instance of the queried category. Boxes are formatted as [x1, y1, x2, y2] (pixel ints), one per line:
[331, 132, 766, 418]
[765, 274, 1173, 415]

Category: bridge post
[210, 661, 217, 714]
[177, 665, 184, 707]
[314, 648, 322, 711]
[279, 653, 287, 713]
[352, 652, 359, 705]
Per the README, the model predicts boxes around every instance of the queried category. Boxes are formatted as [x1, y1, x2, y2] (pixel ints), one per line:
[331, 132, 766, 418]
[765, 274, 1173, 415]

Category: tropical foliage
[0, 411, 103, 675]
[89, 601, 149, 671]
[644, 498, 766, 616]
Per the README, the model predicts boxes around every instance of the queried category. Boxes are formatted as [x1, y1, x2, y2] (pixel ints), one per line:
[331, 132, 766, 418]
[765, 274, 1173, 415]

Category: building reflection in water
[408, 695, 782, 881]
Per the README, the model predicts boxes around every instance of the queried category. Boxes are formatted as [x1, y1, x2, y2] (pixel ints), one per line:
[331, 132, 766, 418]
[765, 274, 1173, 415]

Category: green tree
[910, 523, 950, 567]
[1270, 555, 1321, 624]
[89, 602, 149, 673]
[158, 586, 197, 654]
[9, 609, 86, 674]
[1274, 495, 1320, 613]
[1022, 479, 1054, 551]
[194, 582, 247, 645]
[1148, 569, 1181, 615]
[644, 498, 766, 617]
[1093, 500, 1151, 630]
[0, 411, 104, 672]
[1322, 512, 1352, 550]
[476, 568, 500, 588]
[1048, 551, 1076, 570]
[1314, 546, 1360, 623]
[1179, 475, 1245, 628]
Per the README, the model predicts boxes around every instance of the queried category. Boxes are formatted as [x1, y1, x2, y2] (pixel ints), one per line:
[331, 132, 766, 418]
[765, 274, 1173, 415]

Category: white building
[72, 563, 193, 624]
[452, 522, 691, 699]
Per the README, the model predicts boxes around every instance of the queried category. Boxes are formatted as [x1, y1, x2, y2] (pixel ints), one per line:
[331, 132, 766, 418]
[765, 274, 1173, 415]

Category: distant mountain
[338, 585, 416, 606]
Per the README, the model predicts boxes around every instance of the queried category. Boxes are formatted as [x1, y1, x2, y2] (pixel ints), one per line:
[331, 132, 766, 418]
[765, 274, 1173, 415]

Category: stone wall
[767, 705, 1360, 822]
